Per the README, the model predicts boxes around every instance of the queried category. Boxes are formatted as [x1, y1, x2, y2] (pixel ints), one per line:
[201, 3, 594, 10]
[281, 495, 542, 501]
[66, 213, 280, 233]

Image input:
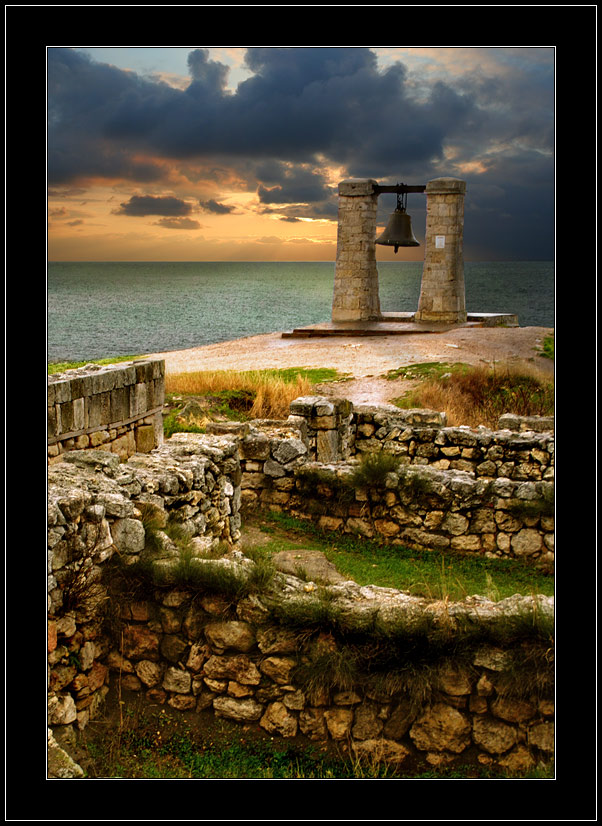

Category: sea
[47, 261, 555, 364]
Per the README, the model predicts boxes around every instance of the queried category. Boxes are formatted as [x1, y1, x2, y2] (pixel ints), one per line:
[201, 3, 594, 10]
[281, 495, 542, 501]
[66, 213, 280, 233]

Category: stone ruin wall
[48, 359, 165, 463]
[230, 397, 554, 568]
[47, 437, 554, 778]
[47, 363, 554, 776]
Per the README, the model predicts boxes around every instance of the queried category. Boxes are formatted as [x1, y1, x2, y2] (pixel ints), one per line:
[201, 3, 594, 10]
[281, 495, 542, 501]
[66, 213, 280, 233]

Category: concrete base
[282, 312, 518, 338]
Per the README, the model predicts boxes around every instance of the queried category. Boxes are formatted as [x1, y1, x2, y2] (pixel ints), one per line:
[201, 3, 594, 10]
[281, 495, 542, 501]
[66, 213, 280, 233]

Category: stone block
[135, 424, 156, 454]
[52, 380, 72, 404]
[338, 178, 377, 197]
[130, 383, 148, 418]
[73, 397, 86, 430]
[59, 401, 74, 433]
[317, 430, 340, 462]
[110, 387, 129, 422]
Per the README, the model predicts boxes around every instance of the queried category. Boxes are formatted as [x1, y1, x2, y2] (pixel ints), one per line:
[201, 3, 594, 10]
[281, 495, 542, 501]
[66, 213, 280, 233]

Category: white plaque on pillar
[435, 235, 446, 248]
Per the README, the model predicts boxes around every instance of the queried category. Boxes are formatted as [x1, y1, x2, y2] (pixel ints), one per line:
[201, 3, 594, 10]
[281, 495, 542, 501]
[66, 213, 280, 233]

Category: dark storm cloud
[199, 199, 236, 214]
[256, 163, 335, 205]
[114, 195, 193, 216]
[48, 46, 550, 180]
[47, 46, 555, 257]
[47, 46, 451, 180]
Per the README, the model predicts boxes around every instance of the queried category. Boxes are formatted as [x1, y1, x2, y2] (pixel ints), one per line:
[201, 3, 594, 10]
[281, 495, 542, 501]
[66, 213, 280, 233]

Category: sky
[47, 46, 555, 262]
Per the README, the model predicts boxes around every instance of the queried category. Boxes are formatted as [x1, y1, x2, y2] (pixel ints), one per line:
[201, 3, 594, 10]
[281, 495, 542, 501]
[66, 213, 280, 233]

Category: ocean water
[47, 261, 554, 363]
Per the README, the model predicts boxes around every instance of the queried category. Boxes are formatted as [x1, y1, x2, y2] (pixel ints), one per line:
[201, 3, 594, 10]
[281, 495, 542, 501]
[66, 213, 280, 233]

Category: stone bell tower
[331, 176, 468, 325]
[415, 177, 467, 324]
[331, 179, 381, 322]
[283, 174, 516, 337]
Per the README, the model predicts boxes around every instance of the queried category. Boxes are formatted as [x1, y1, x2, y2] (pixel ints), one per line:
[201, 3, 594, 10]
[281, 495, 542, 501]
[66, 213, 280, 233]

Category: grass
[164, 366, 346, 423]
[540, 333, 554, 360]
[48, 355, 143, 375]
[391, 361, 554, 429]
[384, 361, 471, 382]
[242, 511, 554, 602]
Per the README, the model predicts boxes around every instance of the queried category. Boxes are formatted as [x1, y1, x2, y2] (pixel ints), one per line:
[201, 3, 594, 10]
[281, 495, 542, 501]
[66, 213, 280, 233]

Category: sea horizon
[48, 260, 554, 363]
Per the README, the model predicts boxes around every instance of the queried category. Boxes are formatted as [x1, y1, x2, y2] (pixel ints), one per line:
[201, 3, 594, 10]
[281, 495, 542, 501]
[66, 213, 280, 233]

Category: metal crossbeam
[374, 184, 426, 195]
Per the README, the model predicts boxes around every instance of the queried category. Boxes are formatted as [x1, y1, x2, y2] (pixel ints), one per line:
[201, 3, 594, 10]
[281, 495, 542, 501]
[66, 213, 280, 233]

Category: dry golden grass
[396, 361, 554, 429]
[165, 370, 313, 420]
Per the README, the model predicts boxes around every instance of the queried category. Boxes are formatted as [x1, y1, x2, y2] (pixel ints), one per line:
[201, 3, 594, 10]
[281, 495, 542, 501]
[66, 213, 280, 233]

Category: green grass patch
[256, 366, 348, 384]
[251, 511, 554, 602]
[383, 361, 471, 382]
[162, 409, 207, 438]
[540, 333, 554, 360]
[48, 355, 143, 374]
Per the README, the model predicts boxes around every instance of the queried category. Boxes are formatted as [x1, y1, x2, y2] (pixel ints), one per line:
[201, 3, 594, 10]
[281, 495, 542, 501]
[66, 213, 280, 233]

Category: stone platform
[282, 312, 518, 338]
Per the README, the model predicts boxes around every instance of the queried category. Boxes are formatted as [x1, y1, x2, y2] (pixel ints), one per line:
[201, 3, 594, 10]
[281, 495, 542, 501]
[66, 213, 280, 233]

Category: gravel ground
[147, 325, 554, 406]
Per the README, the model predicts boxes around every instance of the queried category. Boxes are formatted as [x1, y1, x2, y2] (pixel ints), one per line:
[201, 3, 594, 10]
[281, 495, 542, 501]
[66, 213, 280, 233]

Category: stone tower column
[415, 177, 467, 324]
[332, 179, 381, 322]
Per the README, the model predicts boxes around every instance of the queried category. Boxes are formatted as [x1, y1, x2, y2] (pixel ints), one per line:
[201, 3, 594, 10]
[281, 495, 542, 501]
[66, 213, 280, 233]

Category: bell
[375, 207, 419, 252]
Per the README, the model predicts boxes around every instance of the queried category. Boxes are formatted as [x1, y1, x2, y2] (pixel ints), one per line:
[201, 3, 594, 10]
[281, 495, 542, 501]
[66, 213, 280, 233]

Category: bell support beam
[373, 184, 426, 195]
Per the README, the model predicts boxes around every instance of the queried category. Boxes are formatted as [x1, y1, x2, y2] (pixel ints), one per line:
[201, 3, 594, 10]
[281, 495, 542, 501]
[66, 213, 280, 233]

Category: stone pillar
[332, 179, 381, 322]
[415, 177, 467, 324]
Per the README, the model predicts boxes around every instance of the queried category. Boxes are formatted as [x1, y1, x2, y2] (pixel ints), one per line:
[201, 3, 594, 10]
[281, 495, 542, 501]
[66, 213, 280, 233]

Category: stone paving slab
[282, 314, 518, 338]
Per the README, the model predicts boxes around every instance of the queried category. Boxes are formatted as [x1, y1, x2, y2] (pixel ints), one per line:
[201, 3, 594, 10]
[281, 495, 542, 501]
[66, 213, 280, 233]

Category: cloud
[47, 46, 556, 258]
[114, 195, 194, 217]
[256, 163, 334, 205]
[153, 217, 202, 230]
[48, 46, 553, 184]
[199, 199, 236, 214]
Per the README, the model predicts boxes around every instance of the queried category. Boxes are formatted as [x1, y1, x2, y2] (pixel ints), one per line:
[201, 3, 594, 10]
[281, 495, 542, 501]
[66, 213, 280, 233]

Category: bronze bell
[375, 207, 419, 252]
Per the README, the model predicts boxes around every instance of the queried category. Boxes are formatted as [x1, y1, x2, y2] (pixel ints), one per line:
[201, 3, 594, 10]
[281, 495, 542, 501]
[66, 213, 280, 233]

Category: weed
[293, 643, 359, 701]
[505, 491, 555, 520]
[295, 467, 356, 506]
[242, 547, 277, 591]
[162, 409, 206, 438]
[347, 452, 401, 488]
[392, 362, 553, 429]
[268, 585, 343, 631]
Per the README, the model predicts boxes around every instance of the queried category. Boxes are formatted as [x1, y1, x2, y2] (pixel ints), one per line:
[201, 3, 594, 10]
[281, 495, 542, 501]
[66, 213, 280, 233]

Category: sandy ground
[147, 325, 554, 406]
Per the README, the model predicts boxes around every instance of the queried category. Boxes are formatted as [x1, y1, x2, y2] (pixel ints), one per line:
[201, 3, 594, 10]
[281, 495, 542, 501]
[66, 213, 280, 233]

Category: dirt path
[147, 325, 553, 406]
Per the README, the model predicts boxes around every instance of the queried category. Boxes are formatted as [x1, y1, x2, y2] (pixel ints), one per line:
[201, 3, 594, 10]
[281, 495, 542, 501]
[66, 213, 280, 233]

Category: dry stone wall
[226, 397, 554, 568]
[47, 393, 554, 777]
[47, 438, 554, 778]
[48, 359, 165, 463]
[103, 576, 553, 776]
[47, 434, 241, 737]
